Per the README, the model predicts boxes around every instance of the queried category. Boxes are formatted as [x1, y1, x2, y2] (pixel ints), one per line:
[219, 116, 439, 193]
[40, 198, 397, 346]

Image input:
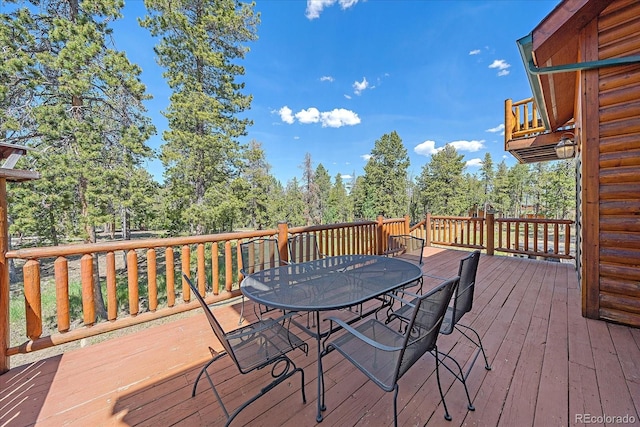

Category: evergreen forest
[1, 0, 576, 247]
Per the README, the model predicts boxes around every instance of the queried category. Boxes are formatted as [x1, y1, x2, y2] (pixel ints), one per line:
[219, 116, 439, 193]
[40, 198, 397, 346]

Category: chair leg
[197, 354, 305, 427]
[239, 296, 245, 325]
[433, 346, 452, 421]
[392, 384, 399, 427]
[195, 355, 231, 419]
[455, 323, 491, 371]
[437, 351, 475, 411]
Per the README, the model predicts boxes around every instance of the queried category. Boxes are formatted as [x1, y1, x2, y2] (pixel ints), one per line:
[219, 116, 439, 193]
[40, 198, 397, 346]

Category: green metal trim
[528, 55, 640, 75]
[517, 32, 640, 131]
[517, 34, 551, 130]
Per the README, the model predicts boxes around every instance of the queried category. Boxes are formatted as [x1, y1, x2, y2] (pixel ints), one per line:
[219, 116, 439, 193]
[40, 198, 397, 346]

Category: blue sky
[112, 0, 560, 185]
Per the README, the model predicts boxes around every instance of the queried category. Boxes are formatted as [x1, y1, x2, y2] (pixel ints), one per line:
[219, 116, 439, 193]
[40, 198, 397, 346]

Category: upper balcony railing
[1, 213, 574, 372]
[505, 97, 547, 144]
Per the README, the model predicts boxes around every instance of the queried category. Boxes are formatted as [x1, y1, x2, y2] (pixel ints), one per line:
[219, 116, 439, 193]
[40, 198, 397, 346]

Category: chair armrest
[423, 273, 447, 280]
[326, 317, 402, 352]
[393, 288, 420, 299]
[385, 291, 416, 307]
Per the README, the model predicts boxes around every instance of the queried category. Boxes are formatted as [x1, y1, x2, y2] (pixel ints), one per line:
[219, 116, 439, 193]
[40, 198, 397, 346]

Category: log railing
[422, 213, 574, 259]
[494, 217, 574, 260]
[2, 218, 416, 370]
[1, 213, 574, 372]
[505, 97, 547, 144]
[428, 215, 486, 249]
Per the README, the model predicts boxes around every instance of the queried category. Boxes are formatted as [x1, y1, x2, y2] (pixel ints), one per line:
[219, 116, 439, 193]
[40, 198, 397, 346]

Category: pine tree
[240, 140, 272, 230]
[4, 0, 156, 320]
[300, 153, 320, 225]
[315, 164, 331, 224]
[141, 0, 259, 234]
[491, 160, 511, 216]
[417, 144, 467, 215]
[327, 173, 350, 223]
[362, 131, 410, 218]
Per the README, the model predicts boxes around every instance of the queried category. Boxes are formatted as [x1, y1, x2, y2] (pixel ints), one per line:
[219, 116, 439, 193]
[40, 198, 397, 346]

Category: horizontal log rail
[1, 212, 575, 372]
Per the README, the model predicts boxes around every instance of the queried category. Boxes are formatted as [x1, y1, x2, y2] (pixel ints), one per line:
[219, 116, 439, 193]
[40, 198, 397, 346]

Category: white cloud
[293, 136, 300, 140]
[276, 106, 360, 128]
[278, 106, 294, 124]
[344, 94, 352, 100]
[486, 124, 504, 133]
[320, 108, 361, 127]
[414, 140, 440, 156]
[361, 154, 372, 161]
[449, 140, 485, 152]
[466, 158, 483, 167]
[489, 59, 511, 76]
[306, 0, 360, 20]
[341, 174, 353, 179]
[320, 75, 334, 82]
[469, 49, 481, 55]
[295, 107, 320, 124]
[353, 77, 369, 95]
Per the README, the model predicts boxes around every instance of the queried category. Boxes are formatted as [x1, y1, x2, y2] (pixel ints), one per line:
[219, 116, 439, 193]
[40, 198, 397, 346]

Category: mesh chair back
[288, 234, 322, 263]
[450, 250, 481, 328]
[183, 275, 239, 366]
[386, 235, 425, 265]
[240, 237, 281, 276]
[397, 276, 459, 380]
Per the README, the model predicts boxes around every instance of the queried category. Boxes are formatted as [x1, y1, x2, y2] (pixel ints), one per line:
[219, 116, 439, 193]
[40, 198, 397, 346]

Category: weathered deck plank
[2, 247, 639, 427]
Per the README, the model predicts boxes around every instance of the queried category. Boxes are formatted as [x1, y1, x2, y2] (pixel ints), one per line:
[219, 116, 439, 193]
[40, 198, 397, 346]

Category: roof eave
[517, 34, 552, 131]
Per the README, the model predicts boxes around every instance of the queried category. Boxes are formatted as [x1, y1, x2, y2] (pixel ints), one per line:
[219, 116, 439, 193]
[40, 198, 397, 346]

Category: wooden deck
[2, 247, 639, 426]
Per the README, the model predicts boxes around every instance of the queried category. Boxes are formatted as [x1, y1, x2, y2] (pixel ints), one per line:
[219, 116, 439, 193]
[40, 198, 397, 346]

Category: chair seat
[330, 318, 406, 391]
[229, 317, 307, 373]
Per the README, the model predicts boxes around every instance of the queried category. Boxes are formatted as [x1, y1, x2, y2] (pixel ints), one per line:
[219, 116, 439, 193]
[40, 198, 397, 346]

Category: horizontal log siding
[596, 0, 640, 326]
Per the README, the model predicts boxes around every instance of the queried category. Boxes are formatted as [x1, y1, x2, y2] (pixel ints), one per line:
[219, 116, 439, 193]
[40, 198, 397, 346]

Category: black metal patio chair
[239, 236, 283, 324]
[183, 274, 308, 427]
[386, 250, 491, 408]
[320, 276, 460, 426]
[288, 233, 324, 263]
[383, 234, 425, 293]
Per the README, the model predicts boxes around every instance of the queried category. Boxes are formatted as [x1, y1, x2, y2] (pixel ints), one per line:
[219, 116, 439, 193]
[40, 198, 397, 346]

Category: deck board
[2, 247, 639, 427]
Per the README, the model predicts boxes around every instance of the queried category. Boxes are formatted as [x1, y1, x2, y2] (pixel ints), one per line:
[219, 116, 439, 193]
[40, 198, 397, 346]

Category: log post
[486, 212, 495, 256]
[24, 260, 42, 340]
[424, 213, 431, 247]
[376, 215, 384, 255]
[504, 98, 513, 148]
[403, 215, 410, 235]
[0, 178, 9, 372]
[277, 221, 289, 263]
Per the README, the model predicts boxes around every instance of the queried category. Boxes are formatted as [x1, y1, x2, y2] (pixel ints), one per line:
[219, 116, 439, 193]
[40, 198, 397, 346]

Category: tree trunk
[79, 175, 107, 320]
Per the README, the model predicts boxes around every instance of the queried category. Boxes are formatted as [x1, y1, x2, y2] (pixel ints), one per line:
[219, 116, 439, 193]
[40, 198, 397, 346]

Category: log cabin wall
[583, 0, 640, 326]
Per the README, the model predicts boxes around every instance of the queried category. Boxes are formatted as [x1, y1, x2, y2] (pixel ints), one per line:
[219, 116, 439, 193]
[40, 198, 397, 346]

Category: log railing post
[403, 214, 410, 235]
[0, 178, 9, 373]
[425, 213, 431, 247]
[277, 221, 289, 263]
[505, 98, 513, 148]
[486, 212, 495, 256]
[376, 215, 384, 255]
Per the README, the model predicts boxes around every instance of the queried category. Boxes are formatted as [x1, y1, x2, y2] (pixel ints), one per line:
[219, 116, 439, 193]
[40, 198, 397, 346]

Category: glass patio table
[241, 254, 423, 422]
